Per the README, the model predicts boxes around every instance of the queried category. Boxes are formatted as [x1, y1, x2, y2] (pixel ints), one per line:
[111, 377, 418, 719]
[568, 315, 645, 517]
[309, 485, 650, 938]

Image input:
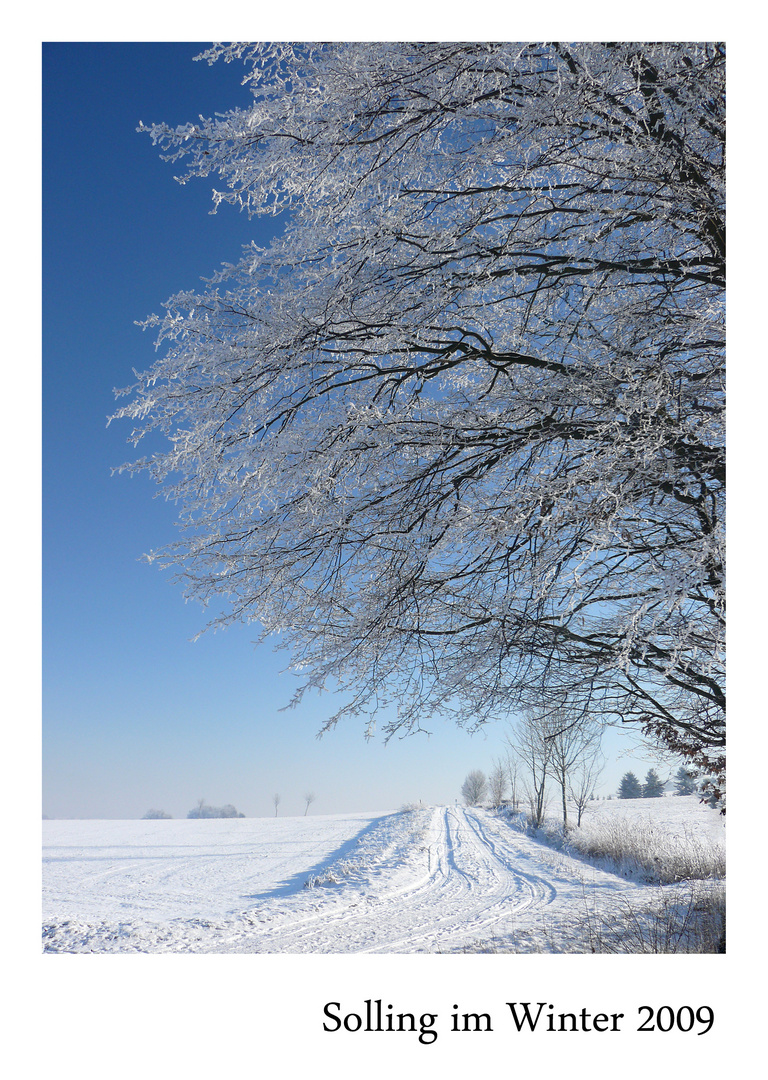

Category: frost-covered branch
[115, 42, 725, 792]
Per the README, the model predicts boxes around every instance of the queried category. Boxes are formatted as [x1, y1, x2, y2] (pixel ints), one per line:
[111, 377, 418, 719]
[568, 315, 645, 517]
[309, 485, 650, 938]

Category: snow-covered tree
[642, 768, 666, 798]
[461, 770, 488, 807]
[701, 779, 723, 809]
[504, 753, 520, 813]
[618, 771, 643, 799]
[507, 712, 552, 827]
[488, 760, 509, 807]
[568, 746, 605, 827]
[304, 791, 317, 816]
[673, 765, 698, 795]
[545, 710, 603, 829]
[115, 44, 725, 790]
[187, 800, 244, 818]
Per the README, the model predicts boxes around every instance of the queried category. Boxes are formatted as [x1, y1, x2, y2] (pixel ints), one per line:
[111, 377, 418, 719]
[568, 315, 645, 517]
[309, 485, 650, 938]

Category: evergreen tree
[673, 765, 698, 796]
[618, 772, 643, 799]
[642, 768, 666, 798]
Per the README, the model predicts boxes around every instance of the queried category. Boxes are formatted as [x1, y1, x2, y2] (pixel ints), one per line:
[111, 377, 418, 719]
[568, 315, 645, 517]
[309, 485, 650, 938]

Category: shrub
[187, 800, 245, 818]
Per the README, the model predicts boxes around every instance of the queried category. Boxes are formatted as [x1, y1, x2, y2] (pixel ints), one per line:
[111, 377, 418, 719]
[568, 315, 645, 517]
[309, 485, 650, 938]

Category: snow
[42, 798, 724, 953]
[579, 794, 725, 842]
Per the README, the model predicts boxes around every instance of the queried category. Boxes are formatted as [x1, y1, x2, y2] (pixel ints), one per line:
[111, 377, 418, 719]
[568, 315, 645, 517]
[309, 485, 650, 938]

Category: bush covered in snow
[187, 800, 245, 819]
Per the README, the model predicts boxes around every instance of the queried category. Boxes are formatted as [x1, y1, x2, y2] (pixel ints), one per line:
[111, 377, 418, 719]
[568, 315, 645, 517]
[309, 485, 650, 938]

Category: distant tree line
[141, 792, 319, 819]
[187, 799, 245, 818]
[617, 765, 700, 800]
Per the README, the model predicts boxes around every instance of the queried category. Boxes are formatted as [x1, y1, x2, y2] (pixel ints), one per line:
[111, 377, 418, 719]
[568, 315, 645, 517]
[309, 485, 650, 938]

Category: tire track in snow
[459, 807, 559, 912]
[254, 806, 557, 953]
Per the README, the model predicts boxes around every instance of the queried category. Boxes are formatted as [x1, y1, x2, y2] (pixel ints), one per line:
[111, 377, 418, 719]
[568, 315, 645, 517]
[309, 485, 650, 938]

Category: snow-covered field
[42, 798, 724, 954]
[575, 794, 725, 841]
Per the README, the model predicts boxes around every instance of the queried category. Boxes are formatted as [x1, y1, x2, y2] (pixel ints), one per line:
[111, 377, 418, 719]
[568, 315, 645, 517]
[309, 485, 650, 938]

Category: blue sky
[42, 42, 672, 819]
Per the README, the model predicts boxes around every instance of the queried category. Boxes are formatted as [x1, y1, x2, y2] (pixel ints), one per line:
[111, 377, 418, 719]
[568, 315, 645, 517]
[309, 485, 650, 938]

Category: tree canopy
[115, 43, 725, 794]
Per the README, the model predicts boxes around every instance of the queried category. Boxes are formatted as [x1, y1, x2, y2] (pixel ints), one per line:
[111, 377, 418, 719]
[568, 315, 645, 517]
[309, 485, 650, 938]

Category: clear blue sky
[42, 42, 669, 819]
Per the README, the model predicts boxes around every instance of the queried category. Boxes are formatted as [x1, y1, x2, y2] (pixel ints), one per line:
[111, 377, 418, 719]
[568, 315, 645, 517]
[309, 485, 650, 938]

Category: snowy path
[319, 806, 562, 954]
[43, 807, 662, 953]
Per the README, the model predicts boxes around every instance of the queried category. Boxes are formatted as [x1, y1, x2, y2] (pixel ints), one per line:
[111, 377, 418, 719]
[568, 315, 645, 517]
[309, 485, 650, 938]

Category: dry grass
[579, 882, 725, 953]
[525, 812, 725, 885]
[516, 806, 726, 953]
[566, 816, 725, 883]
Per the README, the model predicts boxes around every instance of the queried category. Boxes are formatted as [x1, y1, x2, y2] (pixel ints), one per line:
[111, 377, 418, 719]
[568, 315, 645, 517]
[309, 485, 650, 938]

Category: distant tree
[701, 780, 723, 809]
[187, 799, 245, 818]
[461, 770, 488, 807]
[568, 749, 605, 828]
[273, 793, 281, 817]
[504, 753, 520, 813]
[509, 706, 601, 829]
[488, 761, 508, 807]
[507, 713, 552, 827]
[674, 765, 699, 796]
[304, 792, 316, 816]
[142, 809, 172, 819]
[618, 772, 643, 799]
[543, 709, 603, 829]
[642, 768, 666, 798]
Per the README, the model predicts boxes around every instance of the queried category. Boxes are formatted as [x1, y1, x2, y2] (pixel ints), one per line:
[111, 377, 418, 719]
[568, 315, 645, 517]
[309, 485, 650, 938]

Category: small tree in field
[568, 749, 605, 827]
[643, 768, 666, 798]
[542, 709, 602, 829]
[504, 754, 520, 813]
[488, 761, 508, 807]
[304, 792, 316, 816]
[506, 712, 552, 828]
[273, 793, 280, 816]
[618, 772, 643, 799]
[461, 770, 488, 807]
[674, 766, 698, 795]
